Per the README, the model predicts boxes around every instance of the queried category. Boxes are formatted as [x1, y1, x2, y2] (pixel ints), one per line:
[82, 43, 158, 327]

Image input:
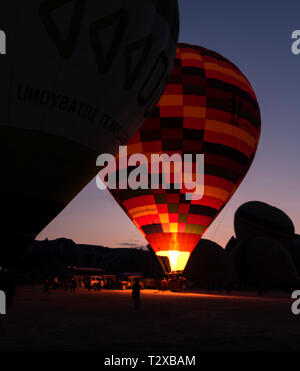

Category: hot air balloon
[240, 236, 299, 289]
[291, 235, 300, 276]
[0, 0, 179, 265]
[235, 201, 295, 249]
[105, 43, 261, 274]
[184, 239, 236, 289]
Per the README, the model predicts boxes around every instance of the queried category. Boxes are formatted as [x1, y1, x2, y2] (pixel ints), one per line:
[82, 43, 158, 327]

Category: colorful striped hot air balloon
[106, 43, 261, 273]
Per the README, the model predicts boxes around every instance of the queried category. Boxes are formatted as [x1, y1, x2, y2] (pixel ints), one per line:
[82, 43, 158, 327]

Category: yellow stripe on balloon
[128, 205, 158, 218]
[204, 185, 229, 201]
[204, 62, 249, 86]
[179, 52, 204, 62]
[158, 94, 183, 106]
[183, 106, 206, 118]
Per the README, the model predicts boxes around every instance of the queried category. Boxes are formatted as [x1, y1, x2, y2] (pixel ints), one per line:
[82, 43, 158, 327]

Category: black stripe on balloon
[180, 194, 191, 204]
[168, 204, 179, 213]
[206, 97, 234, 114]
[189, 204, 218, 218]
[239, 100, 261, 129]
[183, 129, 204, 141]
[205, 164, 240, 184]
[182, 67, 205, 77]
[160, 117, 183, 129]
[202, 142, 249, 166]
[151, 106, 161, 117]
[140, 129, 162, 141]
[206, 79, 260, 129]
[154, 194, 167, 204]
[183, 85, 206, 96]
[206, 95, 260, 129]
[117, 189, 153, 202]
[169, 74, 183, 85]
[162, 140, 183, 151]
[165, 188, 182, 194]
[206, 79, 255, 102]
[141, 224, 163, 234]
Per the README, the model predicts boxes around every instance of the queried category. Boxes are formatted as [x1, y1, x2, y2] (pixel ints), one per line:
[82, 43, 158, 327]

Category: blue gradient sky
[38, 0, 300, 248]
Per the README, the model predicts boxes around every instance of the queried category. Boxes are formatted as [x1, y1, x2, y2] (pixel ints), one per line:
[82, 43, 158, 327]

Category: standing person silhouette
[70, 278, 77, 293]
[132, 278, 141, 311]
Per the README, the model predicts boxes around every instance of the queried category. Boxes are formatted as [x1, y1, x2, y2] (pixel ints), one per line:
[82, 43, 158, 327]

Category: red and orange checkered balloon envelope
[105, 43, 261, 273]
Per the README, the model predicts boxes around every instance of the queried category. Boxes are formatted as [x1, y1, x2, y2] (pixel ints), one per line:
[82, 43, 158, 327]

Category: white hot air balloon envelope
[0, 0, 179, 264]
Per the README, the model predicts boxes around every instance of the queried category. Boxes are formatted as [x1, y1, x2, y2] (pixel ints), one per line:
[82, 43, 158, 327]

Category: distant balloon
[0, 0, 179, 264]
[184, 239, 236, 288]
[291, 235, 300, 276]
[107, 44, 261, 273]
[245, 236, 299, 288]
[235, 201, 295, 249]
[224, 236, 237, 254]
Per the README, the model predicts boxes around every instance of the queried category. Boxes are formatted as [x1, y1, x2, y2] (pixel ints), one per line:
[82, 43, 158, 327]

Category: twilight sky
[38, 0, 300, 248]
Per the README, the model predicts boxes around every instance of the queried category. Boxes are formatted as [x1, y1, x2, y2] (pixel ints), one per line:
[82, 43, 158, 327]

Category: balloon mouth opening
[156, 251, 190, 273]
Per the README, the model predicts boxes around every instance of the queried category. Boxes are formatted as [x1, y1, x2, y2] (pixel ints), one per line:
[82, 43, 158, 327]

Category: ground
[0, 287, 298, 351]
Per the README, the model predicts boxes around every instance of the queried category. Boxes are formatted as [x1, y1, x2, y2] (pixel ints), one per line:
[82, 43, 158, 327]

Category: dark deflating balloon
[245, 236, 299, 289]
[225, 236, 237, 254]
[184, 239, 236, 288]
[107, 44, 261, 273]
[234, 201, 295, 249]
[0, 0, 179, 264]
[290, 235, 300, 276]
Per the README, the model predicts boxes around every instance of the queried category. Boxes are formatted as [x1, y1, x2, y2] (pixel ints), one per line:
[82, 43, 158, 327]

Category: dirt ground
[0, 287, 298, 351]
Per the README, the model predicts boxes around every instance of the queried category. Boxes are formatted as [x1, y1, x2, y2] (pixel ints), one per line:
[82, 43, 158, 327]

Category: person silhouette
[132, 278, 141, 311]
[160, 277, 168, 290]
[70, 278, 77, 293]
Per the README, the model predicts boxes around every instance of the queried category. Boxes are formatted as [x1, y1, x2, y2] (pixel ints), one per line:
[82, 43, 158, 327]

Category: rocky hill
[21, 238, 163, 279]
